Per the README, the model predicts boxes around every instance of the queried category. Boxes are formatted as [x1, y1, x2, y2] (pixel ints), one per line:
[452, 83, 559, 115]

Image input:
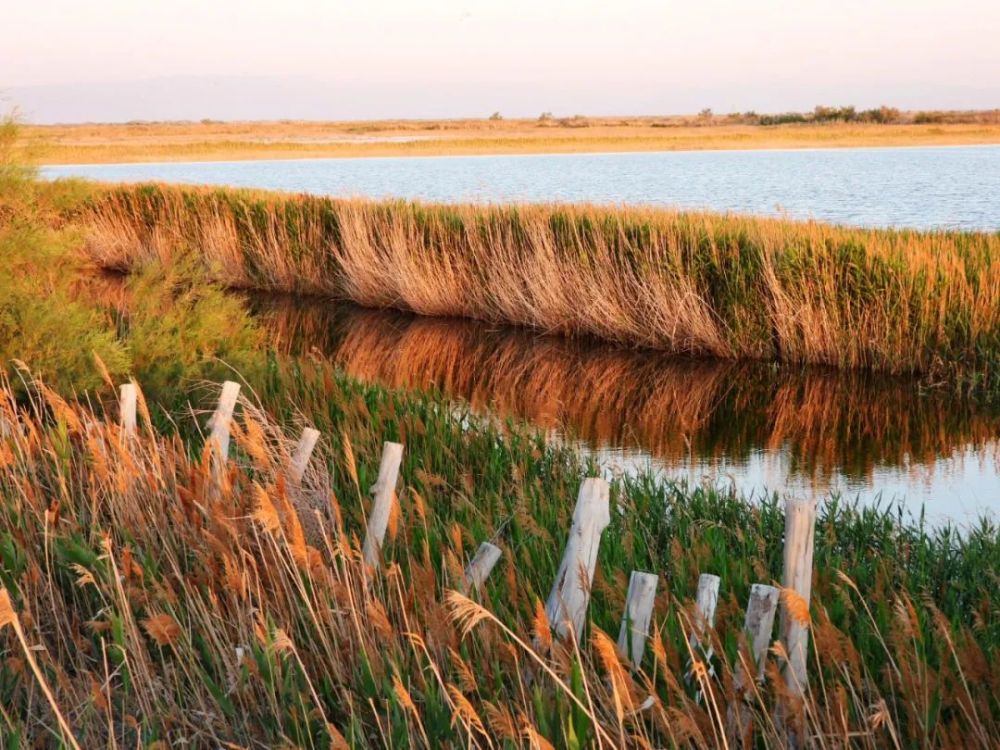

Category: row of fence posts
[119, 380, 818, 746]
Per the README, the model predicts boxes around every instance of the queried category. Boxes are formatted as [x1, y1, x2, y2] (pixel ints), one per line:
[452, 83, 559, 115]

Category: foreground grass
[26, 118, 1000, 164]
[76, 182, 1000, 391]
[1, 364, 998, 748]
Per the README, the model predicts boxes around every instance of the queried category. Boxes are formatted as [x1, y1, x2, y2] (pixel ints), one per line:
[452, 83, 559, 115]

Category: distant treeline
[728, 105, 1000, 126]
[534, 107, 1000, 129]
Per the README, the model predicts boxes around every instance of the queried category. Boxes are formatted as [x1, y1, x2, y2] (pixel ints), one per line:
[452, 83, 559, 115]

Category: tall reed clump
[75, 183, 1000, 383]
[1, 366, 997, 747]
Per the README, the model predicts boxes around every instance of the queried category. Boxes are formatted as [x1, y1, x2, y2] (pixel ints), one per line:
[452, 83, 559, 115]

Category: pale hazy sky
[3, 0, 999, 122]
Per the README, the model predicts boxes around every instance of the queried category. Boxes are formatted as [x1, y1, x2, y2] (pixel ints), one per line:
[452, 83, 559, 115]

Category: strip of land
[26, 115, 1000, 164]
[75, 182, 1000, 385]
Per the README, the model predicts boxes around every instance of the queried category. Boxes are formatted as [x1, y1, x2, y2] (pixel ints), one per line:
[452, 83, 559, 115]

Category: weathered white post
[684, 572, 722, 700]
[688, 573, 721, 658]
[781, 499, 816, 692]
[544, 477, 611, 642]
[362, 441, 404, 567]
[727, 583, 780, 744]
[617, 570, 658, 666]
[119, 383, 137, 437]
[289, 427, 321, 483]
[779, 498, 817, 748]
[744, 583, 779, 682]
[461, 542, 503, 592]
[208, 381, 241, 462]
[736, 583, 779, 684]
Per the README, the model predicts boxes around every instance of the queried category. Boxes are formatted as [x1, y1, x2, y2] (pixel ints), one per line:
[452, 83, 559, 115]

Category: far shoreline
[40, 139, 1000, 170]
[25, 117, 1000, 165]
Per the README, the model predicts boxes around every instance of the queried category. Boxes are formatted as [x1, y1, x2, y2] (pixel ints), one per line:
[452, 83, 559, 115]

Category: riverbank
[27, 117, 1000, 164]
[72, 182, 1000, 389]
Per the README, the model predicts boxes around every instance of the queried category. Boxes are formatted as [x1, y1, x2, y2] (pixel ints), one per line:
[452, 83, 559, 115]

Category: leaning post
[544, 477, 611, 642]
[617, 570, 658, 667]
[461, 542, 503, 592]
[362, 441, 404, 567]
[289, 427, 321, 483]
[209, 381, 241, 463]
[119, 382, 137, 438]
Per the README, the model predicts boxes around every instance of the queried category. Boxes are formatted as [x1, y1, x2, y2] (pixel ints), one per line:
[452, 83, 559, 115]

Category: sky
[3, 0, 999, 123]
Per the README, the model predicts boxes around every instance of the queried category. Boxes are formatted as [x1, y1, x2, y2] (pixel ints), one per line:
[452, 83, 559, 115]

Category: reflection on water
[254, 297, 1000, 523]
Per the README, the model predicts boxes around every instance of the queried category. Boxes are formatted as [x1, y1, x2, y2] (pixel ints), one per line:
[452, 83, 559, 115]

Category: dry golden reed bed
[78, 183, 1000, 380]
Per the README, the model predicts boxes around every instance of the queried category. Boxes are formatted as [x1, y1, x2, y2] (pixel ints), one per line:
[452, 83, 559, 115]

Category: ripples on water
[252, 297, 1000, 524]
[45, 144, 1000, 231]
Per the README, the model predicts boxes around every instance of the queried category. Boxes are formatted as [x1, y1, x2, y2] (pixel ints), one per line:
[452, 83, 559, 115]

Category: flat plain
[27, 114, 1000, 164]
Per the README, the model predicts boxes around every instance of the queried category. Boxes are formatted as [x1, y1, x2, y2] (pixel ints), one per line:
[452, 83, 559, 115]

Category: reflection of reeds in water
[256, 298, 1000, 487]
[261, 298, 733, 452]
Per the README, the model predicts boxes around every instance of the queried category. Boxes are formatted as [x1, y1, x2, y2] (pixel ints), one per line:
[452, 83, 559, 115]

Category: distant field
[26, 115, 1000, 164]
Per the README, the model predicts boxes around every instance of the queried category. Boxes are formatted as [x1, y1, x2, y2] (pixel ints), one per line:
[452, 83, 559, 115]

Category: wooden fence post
[544, 477, 611, 642]
[688, 573, 721, 660]
[727, 583, 780, 745]
[744, 583, 779, 683]
[683, 572, 722, 704]
[119, 383, 137, 437]
[462, 542, 503, 592]
[362, 441, 404, 567]
[290, 427, 321, 483]
[617, 571, 658, 667]
[781, 499, 816, 692]
[208, 381, 241, 463]
[779, 498, 817, 748]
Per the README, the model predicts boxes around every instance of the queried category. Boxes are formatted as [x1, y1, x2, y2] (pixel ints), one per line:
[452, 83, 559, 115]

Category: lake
[255, 296, 1000, 524]
[45, 144, 1000, 231]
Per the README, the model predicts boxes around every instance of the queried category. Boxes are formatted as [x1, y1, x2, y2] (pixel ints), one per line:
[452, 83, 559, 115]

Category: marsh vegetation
[79, 183, 1000, 390]
[2, 118, 999, 747]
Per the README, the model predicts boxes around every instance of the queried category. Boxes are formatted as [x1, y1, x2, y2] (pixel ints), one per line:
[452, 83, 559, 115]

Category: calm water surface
[256, 298, 1000, 524]
[46, 144, 1000, 230]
